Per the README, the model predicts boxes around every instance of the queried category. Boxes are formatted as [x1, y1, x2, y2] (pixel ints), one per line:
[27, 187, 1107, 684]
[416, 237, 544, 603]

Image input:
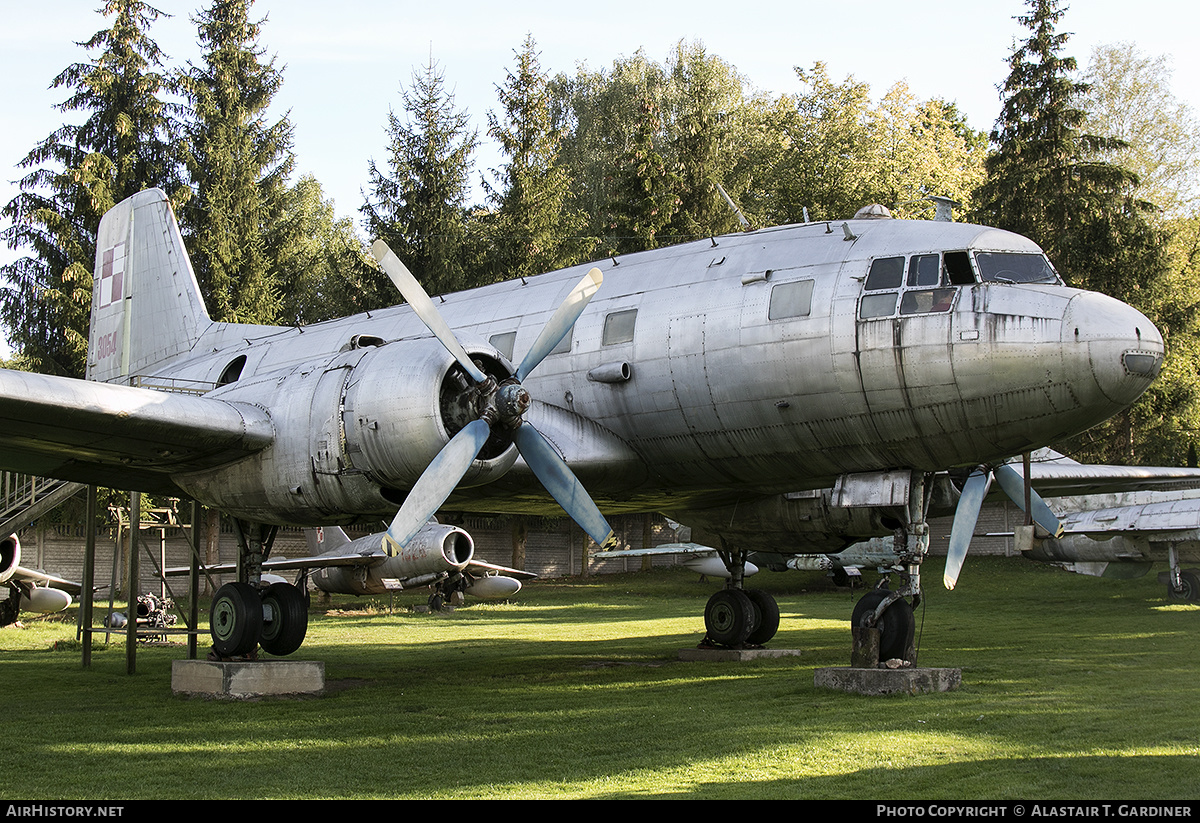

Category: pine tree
[484, 34, 587, 281]
[177, 0, 294, 324]
[362, 58, 480, 297]
[0, 0, 182, 377]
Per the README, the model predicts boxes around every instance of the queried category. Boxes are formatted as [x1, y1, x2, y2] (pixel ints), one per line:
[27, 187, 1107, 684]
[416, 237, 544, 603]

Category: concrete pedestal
[813, 666, 961, 695]
[171, 659, 326, 698]
[678, 646, 804, 662]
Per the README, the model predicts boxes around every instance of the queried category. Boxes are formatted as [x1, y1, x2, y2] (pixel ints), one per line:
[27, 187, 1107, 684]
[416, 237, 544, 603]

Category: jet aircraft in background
[0, 189, 1175, 659]
[1, 534, 83, 625]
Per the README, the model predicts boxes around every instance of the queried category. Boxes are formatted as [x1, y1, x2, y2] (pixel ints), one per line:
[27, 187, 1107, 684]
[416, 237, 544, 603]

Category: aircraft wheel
[744, 589, 780, 645]
[429, 592, 445, 611]
[1168, 570, 1200, 602]
[852, 590, 915, 661]
[704, 588, 755, 647]
[210, 582, 262, 657]
[259, 582, 308, 656]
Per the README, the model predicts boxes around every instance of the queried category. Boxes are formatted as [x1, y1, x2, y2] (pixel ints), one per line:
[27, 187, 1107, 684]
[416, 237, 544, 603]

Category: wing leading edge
[0, 368, 274, 495]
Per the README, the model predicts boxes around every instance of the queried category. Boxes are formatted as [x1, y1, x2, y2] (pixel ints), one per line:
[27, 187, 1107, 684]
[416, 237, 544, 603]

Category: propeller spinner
[944, 461, 1064, 590]
[370, 241, 616, 554]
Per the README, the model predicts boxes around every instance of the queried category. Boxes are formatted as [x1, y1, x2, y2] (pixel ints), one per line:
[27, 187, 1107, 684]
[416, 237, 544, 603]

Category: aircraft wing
[591, 542, 717, 560]
[0, 368, 274, 494]
[1019, 451, 1200, 497]
[467, 559, 538, 580]
[164, 551, 385, 577]
[9, 565, 84, 594]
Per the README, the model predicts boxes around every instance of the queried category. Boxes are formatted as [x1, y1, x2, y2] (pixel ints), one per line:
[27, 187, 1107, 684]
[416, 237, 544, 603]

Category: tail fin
[86, 189, 211, 383]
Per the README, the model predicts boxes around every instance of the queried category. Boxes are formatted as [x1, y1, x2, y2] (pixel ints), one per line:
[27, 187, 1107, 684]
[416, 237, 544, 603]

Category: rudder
[86, 189, 211, 384]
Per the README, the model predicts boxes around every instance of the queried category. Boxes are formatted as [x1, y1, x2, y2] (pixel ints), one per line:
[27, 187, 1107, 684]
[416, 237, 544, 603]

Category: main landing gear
[1165, 546, 1200, 603]
[210, 581, 309, 657]
[208, 521, 309, 658]
[700, 542, 780, 648]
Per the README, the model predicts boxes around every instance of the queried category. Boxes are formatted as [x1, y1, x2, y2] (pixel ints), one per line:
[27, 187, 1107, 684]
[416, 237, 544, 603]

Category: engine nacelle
[341, 339, 518, 489]
[313, 522, 475, 596]
[0, 534, 19, 585]
[180, 339, 520, 523]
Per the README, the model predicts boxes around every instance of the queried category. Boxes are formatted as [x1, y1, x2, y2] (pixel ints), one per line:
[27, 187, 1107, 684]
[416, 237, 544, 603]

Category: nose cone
[1063, 291, 1163, 407]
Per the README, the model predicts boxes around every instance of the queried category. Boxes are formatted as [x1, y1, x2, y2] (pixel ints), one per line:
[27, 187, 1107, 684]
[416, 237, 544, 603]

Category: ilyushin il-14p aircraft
[0, 188, 1177, 659]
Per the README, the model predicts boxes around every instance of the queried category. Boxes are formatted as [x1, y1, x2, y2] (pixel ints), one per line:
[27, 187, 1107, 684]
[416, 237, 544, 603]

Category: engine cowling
[341, 338, 519, 490]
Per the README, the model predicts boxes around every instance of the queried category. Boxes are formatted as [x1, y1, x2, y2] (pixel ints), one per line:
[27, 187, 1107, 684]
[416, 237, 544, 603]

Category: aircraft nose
[1063, 291, 1163, 406]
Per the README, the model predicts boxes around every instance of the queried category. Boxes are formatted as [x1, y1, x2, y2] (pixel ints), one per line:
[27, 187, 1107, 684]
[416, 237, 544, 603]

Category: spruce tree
[975, 0, 1155, 299]
[177, 0, 294, 324]
[0, 0, 182, 377]
[978, 0, 1182, 464]
[362, 58, 479, 297]
[484, 34, 587, 281]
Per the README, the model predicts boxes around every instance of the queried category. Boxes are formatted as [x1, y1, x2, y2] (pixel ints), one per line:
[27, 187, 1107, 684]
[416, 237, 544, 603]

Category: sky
[1, 0, 1199, 287]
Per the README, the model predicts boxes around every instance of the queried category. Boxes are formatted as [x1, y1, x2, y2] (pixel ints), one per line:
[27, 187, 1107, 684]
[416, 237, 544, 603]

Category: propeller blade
[993, 462, 1064, 539]
[516, 267, 603, 382]
[944, 468, 992, 590]
[384, 419, 492, 551]
[371, 240, 487, 384]
[512, 422, 616, 550]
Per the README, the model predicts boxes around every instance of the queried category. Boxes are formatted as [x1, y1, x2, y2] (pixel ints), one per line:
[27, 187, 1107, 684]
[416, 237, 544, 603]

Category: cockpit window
[975, 252, 1059, 284]
[908, 254, 940, 287]
[865, 256, 904, 290]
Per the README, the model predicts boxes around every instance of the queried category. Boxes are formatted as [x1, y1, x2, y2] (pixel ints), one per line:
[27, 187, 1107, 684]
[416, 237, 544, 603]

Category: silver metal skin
[0, 189, 1173, 614]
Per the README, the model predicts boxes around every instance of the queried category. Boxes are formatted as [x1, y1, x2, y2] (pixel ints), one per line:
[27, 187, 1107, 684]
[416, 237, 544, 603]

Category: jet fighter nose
[1063, 291, 1163, 407]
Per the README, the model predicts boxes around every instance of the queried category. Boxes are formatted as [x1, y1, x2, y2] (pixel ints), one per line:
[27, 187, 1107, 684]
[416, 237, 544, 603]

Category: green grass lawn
[2, 557, 1197, 799]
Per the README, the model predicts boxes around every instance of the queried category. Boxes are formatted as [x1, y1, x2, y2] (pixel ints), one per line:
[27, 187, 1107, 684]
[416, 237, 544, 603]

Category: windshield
[974, 252, 1060, 285]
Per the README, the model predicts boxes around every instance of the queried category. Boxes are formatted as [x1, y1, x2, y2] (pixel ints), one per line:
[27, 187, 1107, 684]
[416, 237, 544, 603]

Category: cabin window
[900, 288, 956, 315]
[489, 331, 516, 360]
[865, 256, 904, 290]
[602, 309, 637, 345]
[944, 251, 975, 285]
[550, 328, 573, 355]
[908, 254, 941, 287]
[975, 252, 1059, 284]
[768, 280, 815, 320]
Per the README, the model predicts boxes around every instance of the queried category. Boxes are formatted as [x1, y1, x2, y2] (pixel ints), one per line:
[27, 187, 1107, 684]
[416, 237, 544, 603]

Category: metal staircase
[0, 473, 86, 538]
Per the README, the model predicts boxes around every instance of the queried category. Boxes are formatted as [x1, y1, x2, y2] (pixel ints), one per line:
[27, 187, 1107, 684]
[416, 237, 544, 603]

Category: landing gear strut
[1165, 546, 1200, 602]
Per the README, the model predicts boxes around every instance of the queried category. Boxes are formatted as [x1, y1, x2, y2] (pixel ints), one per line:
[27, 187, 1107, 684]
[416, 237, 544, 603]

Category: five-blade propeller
[371, 241, 616, 554]
[944, 461, 1064, 590]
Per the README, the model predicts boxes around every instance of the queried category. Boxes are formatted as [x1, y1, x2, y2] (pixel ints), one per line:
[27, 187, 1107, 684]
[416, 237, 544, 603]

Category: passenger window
[602, 309, 637, 345]
[865, 257, 904, 290]
[900, 289, 956, 315]
[860, 292, 898, 319]
[768, 280, 814, 320]
[908, 254, 941, 287]
[944, 251, 975, 285]
[489, 331, 516, 360]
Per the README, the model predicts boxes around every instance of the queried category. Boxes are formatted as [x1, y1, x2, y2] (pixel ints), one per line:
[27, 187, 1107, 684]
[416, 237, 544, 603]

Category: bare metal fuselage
[132, 218, 1159, 527]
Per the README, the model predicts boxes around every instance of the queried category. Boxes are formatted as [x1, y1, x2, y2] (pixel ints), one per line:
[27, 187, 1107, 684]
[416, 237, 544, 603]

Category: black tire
[705, 588, 755, 646]
[259, 582, 308, 656]
[210, 582, 262, 657]
[852, 589, 915, 661]
[744, 589, 780, 645]
[1169, 570, 1200, 602]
